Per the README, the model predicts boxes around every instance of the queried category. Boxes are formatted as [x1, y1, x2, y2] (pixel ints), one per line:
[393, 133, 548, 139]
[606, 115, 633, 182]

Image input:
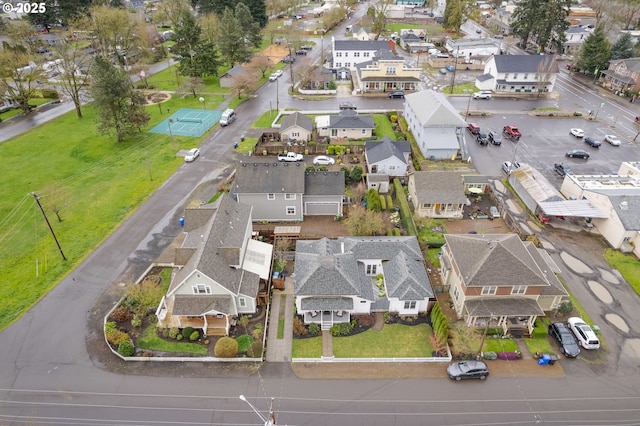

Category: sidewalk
[265, 277, 294, 362]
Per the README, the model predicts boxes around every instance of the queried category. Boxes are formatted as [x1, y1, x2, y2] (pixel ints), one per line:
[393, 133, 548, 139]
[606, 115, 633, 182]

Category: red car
[503, 125, 521, 140]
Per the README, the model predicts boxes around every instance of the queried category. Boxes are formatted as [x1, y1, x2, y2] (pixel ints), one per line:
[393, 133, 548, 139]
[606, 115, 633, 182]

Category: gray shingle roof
[464, 297, 544, 317]
[610, 58, 640, 73]
[329, 110, 375, 129]
[411, 171, 467, 204]
[173, 294, 232, 315]
[222, 64, 246, 78]
[405, 90, 466, 127]
[305, 171, 345, 195]
[462, 174, 489, 184]
[493, 55, 558, 74]
[294, 236, 432, 301]
[525, 242, 567, 297]
[334, 40, 392, 52]
[608, 195, 640, 230]
[365, 137, 411, 165]
[281, 112, 313, 132]
[444, 234, 551, 288]
[234, 161, 306, 194]
[477, 73, 493, 82]
[301, 297, 354, 310]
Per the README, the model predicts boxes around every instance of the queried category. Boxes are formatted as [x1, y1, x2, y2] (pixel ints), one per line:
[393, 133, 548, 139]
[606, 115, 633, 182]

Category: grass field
[0, 93, 216, 331]
[332, 323, 433, 358]
[604, 249, 640, 295]
[292, 335, 323, 358]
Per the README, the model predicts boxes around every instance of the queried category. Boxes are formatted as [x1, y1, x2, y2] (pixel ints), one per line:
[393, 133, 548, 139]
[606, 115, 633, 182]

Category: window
[481, 286, 497, 295]
[345, 62, 351, 67]
[292, 132, 299, 137]
[366, 264, 377, 275]
[404, 301, 416, 309]
[523, 73, 528, 80]
[364, 52, 370, 57]
[513, 73, 518, 79]
[238, 297, 246, 308]
[335, 62, 342, 68]
[623, 236, 632, 242]
[386, 66, 396, 75]
[336, 52, 342, 57]
[285, 193, 296, 200]
[267, 193, 275, 200]
[512, 285, 526, 295]
[286, 206, 296, 215]
[354, 52, 360, 57]
[192, 284, 211, 294]
[361, 129, 366, 134]
[344, 52, 349, 57]
[453, 286, 460, 301]
[389, 165, 396, 171]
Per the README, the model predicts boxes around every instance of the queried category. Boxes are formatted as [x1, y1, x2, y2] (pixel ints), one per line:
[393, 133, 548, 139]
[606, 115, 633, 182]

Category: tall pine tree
[611, 33, 635, 60]
[575, 27, 611, 75]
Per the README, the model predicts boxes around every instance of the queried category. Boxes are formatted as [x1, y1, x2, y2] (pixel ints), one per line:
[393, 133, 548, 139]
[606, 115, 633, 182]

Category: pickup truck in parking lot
[503, 125, 521, 141]
[278, 152, 303, 162]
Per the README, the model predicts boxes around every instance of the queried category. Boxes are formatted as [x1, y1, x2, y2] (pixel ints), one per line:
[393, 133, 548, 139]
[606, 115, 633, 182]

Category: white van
[220, 108, 236, 126]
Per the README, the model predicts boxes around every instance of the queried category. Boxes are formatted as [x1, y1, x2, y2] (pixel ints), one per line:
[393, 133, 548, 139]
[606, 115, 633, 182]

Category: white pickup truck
[278, 152, 303, 162]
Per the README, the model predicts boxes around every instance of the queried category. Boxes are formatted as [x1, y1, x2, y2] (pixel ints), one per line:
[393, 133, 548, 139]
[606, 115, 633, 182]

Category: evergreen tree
[217, 7, 251, 66]
[241, 0, 267, 28]
[511, 0, 571, 51]
[443, 0, 470, 32]
[172, 10, 221, 77]
[611, 32, 635, 60]
[235, 3, 261, 48]
[575, 27, 611, 75]
[89, 56, 150, 142]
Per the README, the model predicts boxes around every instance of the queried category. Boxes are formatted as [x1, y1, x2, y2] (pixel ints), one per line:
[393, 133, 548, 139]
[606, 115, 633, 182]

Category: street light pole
[239, 395, 276, 426]
[465, 89, 473, 117]
[276, 76, 279, 112]
[199, 97, 206, 109]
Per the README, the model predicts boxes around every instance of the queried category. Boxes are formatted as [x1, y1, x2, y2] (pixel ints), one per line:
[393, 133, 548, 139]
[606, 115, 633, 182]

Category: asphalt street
[2, 16, 640, 426]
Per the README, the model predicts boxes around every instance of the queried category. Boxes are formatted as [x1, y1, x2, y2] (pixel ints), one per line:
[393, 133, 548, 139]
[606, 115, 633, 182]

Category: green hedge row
[393, 178, 416, 236]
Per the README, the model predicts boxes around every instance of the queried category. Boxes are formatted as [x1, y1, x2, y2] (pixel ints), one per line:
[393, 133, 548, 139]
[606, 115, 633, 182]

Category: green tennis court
[149, 108, 221, 137]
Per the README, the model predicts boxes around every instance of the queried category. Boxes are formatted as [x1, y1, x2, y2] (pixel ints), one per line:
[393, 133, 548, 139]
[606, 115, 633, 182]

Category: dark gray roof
[464, 297, 544, 317]
[444, 234, 551, 288]
[281, 112, 313, 132]
[411, 171, 467, 204]
[374, 48, 400, 60]
[329, 110, 375, 129]
[234, 161, 306, 194]
[222, 64, 246, 78]
[365, 137, 411, 165]
[173, 294, 232, 315]
[462, 174, 489, 184]
[294, 236, 432, 302]
[493, 55, 558, 74]
[304, 171, 345, 195]
[525, 242, 567, 297]
[401, 33, 422, 41]
[477, 73, 493, 82]
[334, 40, 392, 52]
[610, 58, 640, 73]
[301, 297, 354, 310]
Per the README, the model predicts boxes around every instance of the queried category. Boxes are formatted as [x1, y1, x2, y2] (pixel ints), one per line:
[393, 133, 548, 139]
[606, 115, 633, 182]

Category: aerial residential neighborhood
[1, 0, 640, 423]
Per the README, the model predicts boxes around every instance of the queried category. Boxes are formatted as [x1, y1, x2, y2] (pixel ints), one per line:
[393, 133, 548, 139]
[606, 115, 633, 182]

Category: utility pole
[31, 192, 66, 261]
[449, 46, 460, 93]
[287, 42, 295, 91]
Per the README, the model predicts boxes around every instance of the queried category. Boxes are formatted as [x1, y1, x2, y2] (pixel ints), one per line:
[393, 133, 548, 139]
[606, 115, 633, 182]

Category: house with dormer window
[155, 195, 273, 336]
[330, 38, 396, 71]
[354, 49, 421, 94]
[294, 236, 434, 330]
[600, 58, 640, 93]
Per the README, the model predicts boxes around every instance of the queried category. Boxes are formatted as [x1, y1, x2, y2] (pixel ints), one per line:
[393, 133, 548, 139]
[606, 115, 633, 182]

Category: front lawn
[292, 336, 323, 358]
[481, 337, 518, 353]
[373, 113, 396, 139]
[136, 324, 209, 355]
[332, 323, 433, 358]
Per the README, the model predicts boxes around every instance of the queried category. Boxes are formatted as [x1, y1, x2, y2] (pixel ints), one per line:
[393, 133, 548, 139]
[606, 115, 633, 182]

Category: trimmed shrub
[386, 195, 393, 212]
[131, 315, 142, 328]
[558, 300, 574, 314]
[393, 179, 416, 235]
[176, 334, 183, 341]
[308, 323, 321, 336]
[386, 228, 393, 236]
[182, 327, 195, 338]
[105, 322, 130, 346]
[366, 188, 381, 212]
[236, 334, 254, 353]
[394, 131, 405, 140]
[393, 228, 401, 236]
[117, 340, 135, 357]
[252, 323, 264, 340]
[168, 327, 180, 339]
[330, 322, 354, 336]
[41, 89, 59, 99]
[247, 341, 263, 357]
[350, 166, 363, 183]
[189, 330, 200, 341]
[214, 337, 238, 357]
[390, 114, 398, 122]
[293, 316, 308, 336]
[379, 194, 387, 210]
[111, 306, 131, 323]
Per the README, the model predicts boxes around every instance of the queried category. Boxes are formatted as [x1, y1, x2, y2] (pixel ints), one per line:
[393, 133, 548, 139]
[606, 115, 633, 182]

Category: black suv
[476, 132, 489, 145]
[584, 137, 601, 148]
[554, 163, 573, 176]
[548, 323, 580, 358]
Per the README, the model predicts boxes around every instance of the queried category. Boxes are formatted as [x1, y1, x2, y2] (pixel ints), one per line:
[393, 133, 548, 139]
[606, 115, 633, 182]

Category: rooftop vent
[620, 201, 629, 210]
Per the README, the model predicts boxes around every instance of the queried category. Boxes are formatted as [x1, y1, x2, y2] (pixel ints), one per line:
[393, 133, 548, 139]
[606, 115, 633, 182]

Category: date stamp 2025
[2, 2, 47, 14]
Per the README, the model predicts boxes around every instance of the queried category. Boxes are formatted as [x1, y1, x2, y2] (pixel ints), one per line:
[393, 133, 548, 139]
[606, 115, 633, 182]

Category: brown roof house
[440, 234, 568, 336]
[155, 195, 273, 337]
[407, 171, 466, 219]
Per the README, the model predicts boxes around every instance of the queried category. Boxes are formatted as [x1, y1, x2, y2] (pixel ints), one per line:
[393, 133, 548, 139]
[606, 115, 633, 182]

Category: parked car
[554, 163, 573, 176]
[548, 322, 580, 358]
[488, 131, 502, 145]
[566, 149, 590, 159]
[268, 73, 279, 81]
[446, 65, 455, 72]
[570, 128, 584, 138]
[467, 122, 480, 135]
[339, 102, 357, 110]
[502, 161, 521, 175]
[184, 148, 200, 162]
[295, 49, 307, 55]
[502, 125, 521, 141]
[567, 317, 600, 350]
[447, 360, 489, 381]
[604, 134, 622, 146]
[312, 155, 335, 166]
[584, 137, 601, 148]
[388, 91, 405, 99]
[472, 91, 492, 100]
[281, 55, 296, 63]
[476, 132, 489, 145]
[439, 68, 447, 74]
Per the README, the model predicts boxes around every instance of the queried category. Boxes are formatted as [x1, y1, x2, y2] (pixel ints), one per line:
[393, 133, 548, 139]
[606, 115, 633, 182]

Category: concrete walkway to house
[265, 277, 294, 362]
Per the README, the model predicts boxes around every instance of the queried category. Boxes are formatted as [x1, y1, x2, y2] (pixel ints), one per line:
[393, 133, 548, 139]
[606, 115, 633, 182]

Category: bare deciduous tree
[344, 205, 385, 236]
[230, 69, 259, 98]
[247, 55, 273, 78]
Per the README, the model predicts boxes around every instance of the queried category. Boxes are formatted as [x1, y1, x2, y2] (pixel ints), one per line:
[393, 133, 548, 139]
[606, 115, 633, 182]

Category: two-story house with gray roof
[354, 49, 421, 94]
[403, 90, 466, 160]
[280, 112, 313, 142]
[294, 236, 433, 329]
[232, 162, 306, 221]
[476, 55, 558, 94]
[155, 195, 273, 336]
[408, 171, 466, 219]
[330, 38, 396, 72]
[440, 234, 567, 336]
[364, 136, 411, 177]
[320, 109, 375, 140]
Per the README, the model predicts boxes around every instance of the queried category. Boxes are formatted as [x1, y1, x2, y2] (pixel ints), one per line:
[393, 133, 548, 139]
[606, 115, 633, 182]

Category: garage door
[305, 202, 340, 216]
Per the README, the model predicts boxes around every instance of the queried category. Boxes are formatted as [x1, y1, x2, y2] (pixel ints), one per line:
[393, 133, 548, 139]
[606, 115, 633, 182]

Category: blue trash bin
[179, 217, 184, 227]
[538, 354, 551, 365]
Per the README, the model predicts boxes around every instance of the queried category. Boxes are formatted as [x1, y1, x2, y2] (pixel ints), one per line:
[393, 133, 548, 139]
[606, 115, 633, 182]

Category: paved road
[2, 23, 640, 426]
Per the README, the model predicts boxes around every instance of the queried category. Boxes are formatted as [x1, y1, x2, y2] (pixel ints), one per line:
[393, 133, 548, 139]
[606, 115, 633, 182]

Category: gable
[405, 90, 466, 127]
[234, 161, 306, 194]
[411, 171, 466, 204]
